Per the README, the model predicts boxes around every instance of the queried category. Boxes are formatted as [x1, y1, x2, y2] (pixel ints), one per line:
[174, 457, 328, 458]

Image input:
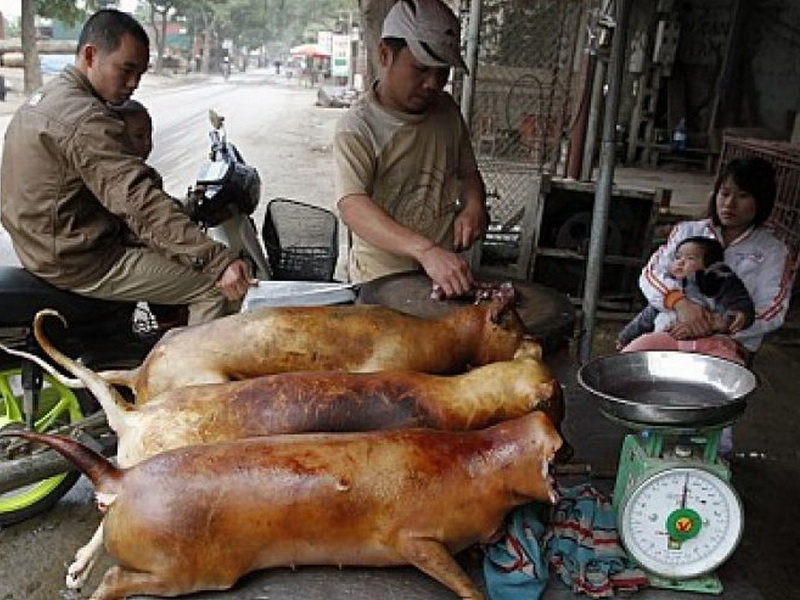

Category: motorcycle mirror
[208, 109, 225, 131]
[196, 161, 231, 185]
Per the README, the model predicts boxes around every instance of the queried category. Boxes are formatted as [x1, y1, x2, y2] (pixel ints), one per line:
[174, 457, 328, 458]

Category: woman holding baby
[620, 157, 794, 366]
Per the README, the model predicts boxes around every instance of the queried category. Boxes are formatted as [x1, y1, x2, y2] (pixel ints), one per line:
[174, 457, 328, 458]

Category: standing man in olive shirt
[334, 0, 487, 298]
[0, 9, 252, 324]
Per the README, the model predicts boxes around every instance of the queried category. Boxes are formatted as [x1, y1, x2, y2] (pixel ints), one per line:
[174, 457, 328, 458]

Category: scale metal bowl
[577, 351, 758, 426]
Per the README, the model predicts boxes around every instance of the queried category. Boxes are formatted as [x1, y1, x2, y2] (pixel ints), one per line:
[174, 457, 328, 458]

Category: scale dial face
[620, 466, 743, 579]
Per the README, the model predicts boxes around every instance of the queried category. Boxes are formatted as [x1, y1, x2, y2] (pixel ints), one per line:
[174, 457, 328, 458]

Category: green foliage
[97, 0, 357, 57]
[211, 0, 358, 50]
[23, 0, 357, 45]
[36, 0, 101, 26]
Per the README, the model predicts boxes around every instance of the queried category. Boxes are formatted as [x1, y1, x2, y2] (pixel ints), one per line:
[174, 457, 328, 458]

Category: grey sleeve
[617, 305, 659, 347]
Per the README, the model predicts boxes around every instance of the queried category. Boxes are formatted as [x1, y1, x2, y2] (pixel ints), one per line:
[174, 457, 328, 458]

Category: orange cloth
[663, 290, 685, 310]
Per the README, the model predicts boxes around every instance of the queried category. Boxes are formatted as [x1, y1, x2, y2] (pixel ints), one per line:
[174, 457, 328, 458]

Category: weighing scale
[578, 351, 758, 595]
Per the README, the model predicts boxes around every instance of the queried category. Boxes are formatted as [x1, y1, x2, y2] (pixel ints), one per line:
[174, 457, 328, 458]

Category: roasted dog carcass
[5, 411, 561, 600]
[88, 294, 531, 403]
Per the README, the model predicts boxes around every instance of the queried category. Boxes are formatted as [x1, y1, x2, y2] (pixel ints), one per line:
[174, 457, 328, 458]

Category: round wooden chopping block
[357, 271, 575, 353]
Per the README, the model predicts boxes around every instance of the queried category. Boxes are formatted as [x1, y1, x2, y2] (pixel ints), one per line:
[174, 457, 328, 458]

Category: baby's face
[669, 242, 706, 279]
[123, 111, 153, 159]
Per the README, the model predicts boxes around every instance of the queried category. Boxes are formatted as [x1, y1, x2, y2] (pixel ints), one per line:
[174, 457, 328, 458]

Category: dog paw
[66, 554, 96, 590]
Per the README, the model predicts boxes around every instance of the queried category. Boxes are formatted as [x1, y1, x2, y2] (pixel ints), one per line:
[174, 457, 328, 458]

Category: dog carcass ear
[513, 337, 543, 360]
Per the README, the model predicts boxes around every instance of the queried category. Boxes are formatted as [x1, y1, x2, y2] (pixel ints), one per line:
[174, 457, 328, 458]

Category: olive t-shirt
[333, 88, 478, 283]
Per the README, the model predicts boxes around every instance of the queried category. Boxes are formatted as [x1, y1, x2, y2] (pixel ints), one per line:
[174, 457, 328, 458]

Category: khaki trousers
[71, 247, 239, 325]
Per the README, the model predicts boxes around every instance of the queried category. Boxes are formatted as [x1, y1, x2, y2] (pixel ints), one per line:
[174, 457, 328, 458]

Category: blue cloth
[483, 502, 550, 600]
[483, 484, 649, 600]
[546, 484, 649, 597]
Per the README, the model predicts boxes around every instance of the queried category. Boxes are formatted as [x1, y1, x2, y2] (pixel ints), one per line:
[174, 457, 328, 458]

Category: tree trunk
[149, 3, 165, 74]
[159, 9, 169, 72]
[359, 0, 395, 88]
[21, 0, 42, 93]
[201, 10, 212, 74]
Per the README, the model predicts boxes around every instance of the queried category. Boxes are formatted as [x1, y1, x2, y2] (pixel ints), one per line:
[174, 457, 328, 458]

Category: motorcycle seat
[0, 266, 134, 328]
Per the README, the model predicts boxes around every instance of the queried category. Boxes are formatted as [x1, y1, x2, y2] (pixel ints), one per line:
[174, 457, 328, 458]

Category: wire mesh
[458, 0, 592, 253]
[479, 161, 544, 264]
[463, 0, 586, 168]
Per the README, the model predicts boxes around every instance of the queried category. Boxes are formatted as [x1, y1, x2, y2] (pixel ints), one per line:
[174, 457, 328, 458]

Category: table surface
[357, 271, 575, 352]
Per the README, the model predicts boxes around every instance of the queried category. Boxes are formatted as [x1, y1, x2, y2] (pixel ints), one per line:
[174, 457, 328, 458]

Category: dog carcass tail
[0, 342, 85, 389]
[0, 430, 121, 492]
[33, 309, 136, 432]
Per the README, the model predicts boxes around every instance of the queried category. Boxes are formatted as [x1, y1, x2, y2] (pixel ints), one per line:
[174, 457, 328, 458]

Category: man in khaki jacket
[0, 9, 252, 324]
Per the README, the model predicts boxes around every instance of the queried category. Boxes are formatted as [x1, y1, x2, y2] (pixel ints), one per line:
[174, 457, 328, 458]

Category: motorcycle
[0, 111, 270, 525]
[186, 109, 270, 280]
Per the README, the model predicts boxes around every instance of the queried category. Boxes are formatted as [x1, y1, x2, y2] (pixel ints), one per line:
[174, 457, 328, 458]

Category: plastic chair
[262, 198, 339, 281]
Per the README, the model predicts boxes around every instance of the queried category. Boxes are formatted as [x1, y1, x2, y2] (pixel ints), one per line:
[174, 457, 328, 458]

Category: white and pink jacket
[640, 218, 794, 351]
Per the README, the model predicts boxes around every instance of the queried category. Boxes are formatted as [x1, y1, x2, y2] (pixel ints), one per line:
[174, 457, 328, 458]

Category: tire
[0, 365, 90, 526]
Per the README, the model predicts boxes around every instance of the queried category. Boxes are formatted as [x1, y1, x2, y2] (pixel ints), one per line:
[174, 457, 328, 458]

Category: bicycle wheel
[0, 366, 87, 525]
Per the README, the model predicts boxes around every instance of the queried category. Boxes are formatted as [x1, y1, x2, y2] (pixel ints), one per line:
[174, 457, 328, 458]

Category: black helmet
[188, 160, 261, 226]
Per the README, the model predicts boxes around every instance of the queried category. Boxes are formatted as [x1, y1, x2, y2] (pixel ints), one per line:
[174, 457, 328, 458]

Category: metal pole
[581, 58, 607, 181]
[580, 4, 612, 181]
[566, 51, 596, 179]
[460, 0, 483, 125]
[579, 0, 630, 363]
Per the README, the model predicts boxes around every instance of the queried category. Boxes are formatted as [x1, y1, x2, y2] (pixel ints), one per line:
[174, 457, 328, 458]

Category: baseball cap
[382, 0, 468, 72]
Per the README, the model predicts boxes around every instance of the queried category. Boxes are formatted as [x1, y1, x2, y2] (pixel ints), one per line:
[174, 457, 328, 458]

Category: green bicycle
[0, 364, 90, 525]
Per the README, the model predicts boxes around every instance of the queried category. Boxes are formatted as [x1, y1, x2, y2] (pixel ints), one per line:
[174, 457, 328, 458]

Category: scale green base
[611, 422, 733, 596]
[646, 573, 723, 595]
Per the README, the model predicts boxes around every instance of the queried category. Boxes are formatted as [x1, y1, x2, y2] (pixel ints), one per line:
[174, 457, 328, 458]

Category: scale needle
[680, 472, 689, 508]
